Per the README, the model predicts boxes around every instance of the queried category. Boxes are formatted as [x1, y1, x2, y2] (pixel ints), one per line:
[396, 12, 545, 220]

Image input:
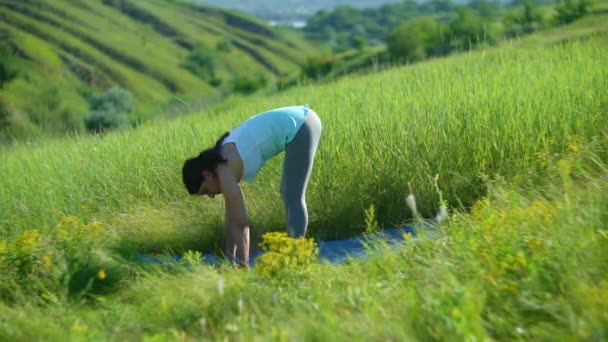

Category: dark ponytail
[182, 132, 230, 195]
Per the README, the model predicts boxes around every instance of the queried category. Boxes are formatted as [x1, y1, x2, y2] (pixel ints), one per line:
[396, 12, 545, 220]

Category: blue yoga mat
[140, 222, 437, 267]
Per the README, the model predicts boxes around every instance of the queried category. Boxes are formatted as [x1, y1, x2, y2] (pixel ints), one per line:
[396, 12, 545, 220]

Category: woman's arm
[217, 164, 250, 267]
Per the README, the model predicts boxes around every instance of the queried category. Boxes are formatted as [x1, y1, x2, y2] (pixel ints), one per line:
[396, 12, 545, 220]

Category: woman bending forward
[182, 104, 322, 266]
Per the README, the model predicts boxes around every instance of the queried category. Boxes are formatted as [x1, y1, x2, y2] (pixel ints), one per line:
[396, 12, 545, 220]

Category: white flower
[199, 317, 207, 335]
[406, 193, 417, 214]
[435, 204, 448, 224]
[238, 297, 244, 314]
[217, 277, 224, 296]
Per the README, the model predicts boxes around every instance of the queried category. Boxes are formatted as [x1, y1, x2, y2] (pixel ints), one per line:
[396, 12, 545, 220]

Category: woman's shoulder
[219, 142, 243, 182]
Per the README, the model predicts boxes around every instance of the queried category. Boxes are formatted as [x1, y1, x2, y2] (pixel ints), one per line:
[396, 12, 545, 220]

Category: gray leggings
[280, 109, 322, 238]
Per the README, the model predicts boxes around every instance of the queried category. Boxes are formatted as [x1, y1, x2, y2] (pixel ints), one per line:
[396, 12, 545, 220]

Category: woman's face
[198, 171, 221, 198]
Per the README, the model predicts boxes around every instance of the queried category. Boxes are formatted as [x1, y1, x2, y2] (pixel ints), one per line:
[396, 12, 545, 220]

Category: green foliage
[387, 24, 425, 62]
[229, 74, 267, 94]
[0, 216, 118, 304]
[554, 0, 592, 24]
[450, 7, 495, 50]
[353, 34, 366, 51]
[0, 98, 11, 132]
[364, 204, 379, 234]
[421, 0, 457, 12]
[387, 17, 451, 62]
[301, 55, 336, 79]
[84, 86, 134, 132]
[181, 44, 221, 86]
[216, 39, 232, 52]
[469, 0, 501, 19]
[0, 44, 19, 89]
[503, 0, 545, 36]
[304, 1, 431, 46]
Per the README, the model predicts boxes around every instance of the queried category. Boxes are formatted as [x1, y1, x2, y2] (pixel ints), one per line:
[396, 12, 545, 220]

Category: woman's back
[223, 105, 310, 182]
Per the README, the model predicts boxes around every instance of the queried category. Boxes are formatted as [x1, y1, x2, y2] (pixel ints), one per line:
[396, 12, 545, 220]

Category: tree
[387, 17, 451, 63]
[554, 0, 591, 24]
[230, 74, 267, 94]
[469, 0, 501, 19]
[84, 86, 134, 132]
[503, 0, 544, 36]
[302, 55, 336, 79]
[420, 0, 456, 13]
[449, 7, 492, 50]
[353, 34, 367, 51]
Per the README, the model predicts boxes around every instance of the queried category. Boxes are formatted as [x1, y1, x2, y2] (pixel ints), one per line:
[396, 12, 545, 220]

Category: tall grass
[1, 35, 606, 243]
[0, 31, 606, 341]
[0, 148, 606, 341]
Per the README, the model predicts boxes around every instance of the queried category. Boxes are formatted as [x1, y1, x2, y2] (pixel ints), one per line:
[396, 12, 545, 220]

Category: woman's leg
[280, 110, 322, 237]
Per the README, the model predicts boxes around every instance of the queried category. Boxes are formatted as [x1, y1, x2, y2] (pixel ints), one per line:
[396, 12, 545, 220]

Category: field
[0, 25, 607, 341]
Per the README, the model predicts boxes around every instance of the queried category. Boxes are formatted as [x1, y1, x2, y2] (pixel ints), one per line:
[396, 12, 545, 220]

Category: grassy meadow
[0, 30, 607, 340]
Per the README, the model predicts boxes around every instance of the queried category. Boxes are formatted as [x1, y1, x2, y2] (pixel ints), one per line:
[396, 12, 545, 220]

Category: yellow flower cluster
[471, 197, 558, 237]
[256, 232, 318, 279]
[470, 197, 562, 297]
[15, 229, 41, 253]
[53, 216, 104, 244]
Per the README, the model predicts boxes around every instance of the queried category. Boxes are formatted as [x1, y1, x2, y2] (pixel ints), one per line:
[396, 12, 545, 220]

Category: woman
[182, 104, 322, 267]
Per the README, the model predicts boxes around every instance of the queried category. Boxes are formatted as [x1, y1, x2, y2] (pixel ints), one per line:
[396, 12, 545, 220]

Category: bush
[301, 55, 337, 79]
[0, 44, 19, 89]
[230, 74, 267, 94]
[181, 44, 220, 85]
[0, 216, 118, 304]
[503, 0, 545, 36]
[449, 7, 494, 50]
[387, 17, 451, 63]
[216, 39, 232, 52]
[553, 0, 592, 25]
[255, 232, 318, 280]
[84, 86, 134, 133]
[353, 34, 367, 51]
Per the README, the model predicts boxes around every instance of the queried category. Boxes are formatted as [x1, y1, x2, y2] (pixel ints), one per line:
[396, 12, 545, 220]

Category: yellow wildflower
[42, 255, 52, 266]
[16, 229, 41, 253]
[87, 221, 102, 231]
[501, 281, 520, 293]
[97, 269, 107, 280]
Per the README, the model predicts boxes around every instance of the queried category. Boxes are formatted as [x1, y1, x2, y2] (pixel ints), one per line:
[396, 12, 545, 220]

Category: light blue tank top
[223, 104, 310, 182]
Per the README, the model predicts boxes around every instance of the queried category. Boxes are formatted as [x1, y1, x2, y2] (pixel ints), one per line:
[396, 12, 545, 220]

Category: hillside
[0, 0, 318, 139]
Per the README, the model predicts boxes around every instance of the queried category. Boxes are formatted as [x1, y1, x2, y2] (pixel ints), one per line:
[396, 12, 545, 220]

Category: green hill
[0, 0, 318, 139]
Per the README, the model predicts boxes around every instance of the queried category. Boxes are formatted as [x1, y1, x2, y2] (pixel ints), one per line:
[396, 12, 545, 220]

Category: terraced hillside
[0, 0, 318, 138]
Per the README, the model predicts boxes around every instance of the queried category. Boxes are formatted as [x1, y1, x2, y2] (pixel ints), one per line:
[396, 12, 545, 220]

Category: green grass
[0, 32, 606, 340]
[1, 34, 606, 240]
